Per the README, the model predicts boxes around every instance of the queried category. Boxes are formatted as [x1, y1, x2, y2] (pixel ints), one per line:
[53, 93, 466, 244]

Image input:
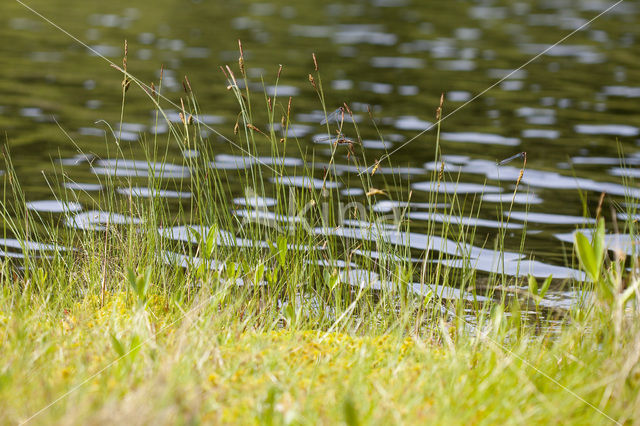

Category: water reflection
[91, 159, 190, 179]
[116, 187, 191, 199]
[66, 211, 142, 231]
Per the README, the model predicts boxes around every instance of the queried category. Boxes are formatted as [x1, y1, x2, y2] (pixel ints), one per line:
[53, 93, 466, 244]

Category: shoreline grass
[0, 47, 639, 424]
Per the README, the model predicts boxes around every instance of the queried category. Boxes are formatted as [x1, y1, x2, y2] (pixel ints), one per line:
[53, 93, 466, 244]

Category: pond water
[1, 0, 638, 311]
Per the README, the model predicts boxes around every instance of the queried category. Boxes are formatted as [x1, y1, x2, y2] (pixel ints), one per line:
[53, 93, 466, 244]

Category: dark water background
[0, 0, 638, 307]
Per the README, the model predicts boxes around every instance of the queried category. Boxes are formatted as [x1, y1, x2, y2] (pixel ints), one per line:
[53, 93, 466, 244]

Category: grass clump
[0, 46, 639, 425]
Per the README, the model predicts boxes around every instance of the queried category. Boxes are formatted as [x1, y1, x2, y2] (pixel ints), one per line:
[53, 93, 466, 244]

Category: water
[1, 0, 639, 311]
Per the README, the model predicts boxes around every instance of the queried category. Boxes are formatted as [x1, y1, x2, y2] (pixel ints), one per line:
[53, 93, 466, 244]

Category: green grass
[0, 49, 639, 424]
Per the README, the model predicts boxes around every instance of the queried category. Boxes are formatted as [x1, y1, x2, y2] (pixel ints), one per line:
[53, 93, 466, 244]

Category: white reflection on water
[26, 200, 83, 213]
[116, 187, 192, 199]
[425, 158, 640, 198]
[555, 230, 639, 256]
[408, 212, 524, 230]
[66, 211, 142, 231]
[506, 211, 596, 225]
[91, 159, 190, 179]
[440, 132, 520, 146]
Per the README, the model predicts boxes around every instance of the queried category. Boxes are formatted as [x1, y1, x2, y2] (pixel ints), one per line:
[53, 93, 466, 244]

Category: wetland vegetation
[1, 0, 639, 424]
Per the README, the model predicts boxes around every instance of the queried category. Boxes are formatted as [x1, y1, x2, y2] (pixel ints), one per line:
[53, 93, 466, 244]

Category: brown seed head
[312, 53, 318, 71]
[239, 57, 245, 76]
[277, 64, 283, 80]
[366, 188, 387, 197]
[287, 96, 292, 118]
[371, 160, 381, 176]
[516, 169, 524, 186]
[308, 74, 317, 89]
[247, 123, 268, 137]
[436, 93, 444, 120]
[123, 40, 128, 71]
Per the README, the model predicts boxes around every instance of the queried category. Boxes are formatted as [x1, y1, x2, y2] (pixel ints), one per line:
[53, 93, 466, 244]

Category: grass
[0, 44, 639, 424]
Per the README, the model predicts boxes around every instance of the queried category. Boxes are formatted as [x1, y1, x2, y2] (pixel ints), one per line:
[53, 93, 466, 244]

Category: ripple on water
[331, 80, 353, 90]
[519, 44, 604, 64]
[339, 269, 488, 301]
[159, 225, 315, 251]
[298, 111, 359, 124]
[505, 211, 596, 225]
[57, 154, 96, 166]
[333, 25, 397, 45]
[521, 129, 559, 139]
[482, 192, 543, 205]
[440, 132, 520, 146]
[341, 188, 365, 197]
[320, 162, 423, 176]
[164, 110, 225, 125]
[271, 176, 341, 189]
[515, 107, 556, 125]
[162, 251, 224, 271]
[210, 155, 303, 170]
[370, 56, 424, 69]
[63, 182, 103, 191]
[429, 158, 640, 198]
[436, 60, 476, 71]
[574, 124, 640, 137]
[609, 167, 640, 178]
[408, 211, 524, 229]
[116, 187, 192, 199]
[447, 91, 472, 102]
[233, 196, 277, 208]
[412, 181, 503, 194]
[568, 156, 631, 166]
[91, 159, 190, 179]
[26, 200, 83, 213]
[555, 230, 639, 256]
[487, 69, 528, 79]
[394, 116, 433, 130]
[0, 238, 68, 252]
[372, 200, 448, 213]
[602, 86, 640, 98]
[440, 257, 586, 280]
[66, 210, 142, 231]
[266, 85, 299, 97]
[360, 81, 393, 94]
[361, 139, 393, 149]
[270, 123, 314, 138]
[289, 24, 332, 38]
